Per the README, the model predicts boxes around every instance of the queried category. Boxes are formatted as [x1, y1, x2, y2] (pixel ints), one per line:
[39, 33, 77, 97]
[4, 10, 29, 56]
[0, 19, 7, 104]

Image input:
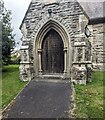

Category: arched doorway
[41, 29, 64, 74]
[34, 19, 72, 77]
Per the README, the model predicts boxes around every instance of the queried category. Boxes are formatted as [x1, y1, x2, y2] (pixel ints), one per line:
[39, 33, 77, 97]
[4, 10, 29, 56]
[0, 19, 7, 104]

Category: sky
[3, 0, 104, 50]
[3, 0, 31, 50]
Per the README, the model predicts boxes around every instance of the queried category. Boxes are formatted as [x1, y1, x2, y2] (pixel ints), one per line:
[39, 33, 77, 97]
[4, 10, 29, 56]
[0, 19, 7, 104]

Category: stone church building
[19, 0, 105, 84]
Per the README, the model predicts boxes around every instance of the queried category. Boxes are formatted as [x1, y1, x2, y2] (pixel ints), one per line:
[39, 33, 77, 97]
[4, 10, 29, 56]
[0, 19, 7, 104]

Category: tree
[1, 0, 15, 64]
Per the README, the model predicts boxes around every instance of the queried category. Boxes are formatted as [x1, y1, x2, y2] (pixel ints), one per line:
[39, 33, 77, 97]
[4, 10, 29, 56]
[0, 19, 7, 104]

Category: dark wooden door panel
[42, 29, 64, 74]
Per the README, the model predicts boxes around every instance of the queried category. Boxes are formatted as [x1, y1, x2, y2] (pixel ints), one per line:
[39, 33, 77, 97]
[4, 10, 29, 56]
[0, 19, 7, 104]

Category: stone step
[33, 79, 71, 83]
[38, 74, 70, 80]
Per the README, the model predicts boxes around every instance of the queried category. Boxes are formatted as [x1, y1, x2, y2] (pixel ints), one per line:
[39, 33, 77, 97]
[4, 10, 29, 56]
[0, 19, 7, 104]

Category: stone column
[82, 47, 85, 62]
[38, 49, 42, 75]
[74, 47, 77, 62]
[63, 47, 67, 74]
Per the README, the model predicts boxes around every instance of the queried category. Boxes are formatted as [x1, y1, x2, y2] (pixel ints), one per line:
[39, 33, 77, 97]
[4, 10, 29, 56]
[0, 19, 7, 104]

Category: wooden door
[41, 29, 64, 74]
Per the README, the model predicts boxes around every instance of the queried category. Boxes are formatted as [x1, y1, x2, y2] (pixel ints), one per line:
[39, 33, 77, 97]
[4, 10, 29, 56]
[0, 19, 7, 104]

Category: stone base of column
[39, 70, 42, 75]
[19, 63, 32, 81]
[63, 71, 67, 77]
[71, 65, 87, 85]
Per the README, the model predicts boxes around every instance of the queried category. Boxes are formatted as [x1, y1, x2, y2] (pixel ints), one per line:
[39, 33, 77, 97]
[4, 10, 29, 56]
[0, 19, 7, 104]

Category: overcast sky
[3, 0, 104, 50]
[3, 0, 31, 50]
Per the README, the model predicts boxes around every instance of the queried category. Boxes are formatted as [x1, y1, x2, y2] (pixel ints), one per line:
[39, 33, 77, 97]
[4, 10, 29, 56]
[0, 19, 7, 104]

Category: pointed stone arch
[34, 19, 72, 77]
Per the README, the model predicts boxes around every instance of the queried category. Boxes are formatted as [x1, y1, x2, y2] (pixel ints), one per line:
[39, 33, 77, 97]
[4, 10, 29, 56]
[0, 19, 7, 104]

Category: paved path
[3, 80, 73, 118]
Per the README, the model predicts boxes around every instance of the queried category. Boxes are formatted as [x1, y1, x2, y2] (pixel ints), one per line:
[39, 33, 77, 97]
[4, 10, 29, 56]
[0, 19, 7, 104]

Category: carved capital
[63, 47, 67, 52]
[38, 49, 42, 53]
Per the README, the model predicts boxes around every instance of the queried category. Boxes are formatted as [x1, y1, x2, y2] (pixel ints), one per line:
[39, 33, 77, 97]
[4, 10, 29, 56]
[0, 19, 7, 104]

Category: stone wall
[19, 0, 93, 84]
[90, 23, 105, 70]
[21, 0, 84, 40]
[20, 0, 87, 80]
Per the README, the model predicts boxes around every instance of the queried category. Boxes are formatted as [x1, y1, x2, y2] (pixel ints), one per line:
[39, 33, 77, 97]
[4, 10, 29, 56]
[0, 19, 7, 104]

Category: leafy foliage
[2, 2, 15, 64]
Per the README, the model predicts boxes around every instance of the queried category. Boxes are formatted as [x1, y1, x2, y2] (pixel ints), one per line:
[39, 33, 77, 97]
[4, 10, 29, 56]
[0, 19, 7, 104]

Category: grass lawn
[74, 71, 104, 118]
[2, 65, 27, 110]
[1, 65, 104, 118]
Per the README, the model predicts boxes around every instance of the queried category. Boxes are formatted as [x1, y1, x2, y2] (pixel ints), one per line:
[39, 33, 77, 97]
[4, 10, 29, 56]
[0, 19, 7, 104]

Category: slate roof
[79, 1, 105, 19]
[79, 1, 105, 24]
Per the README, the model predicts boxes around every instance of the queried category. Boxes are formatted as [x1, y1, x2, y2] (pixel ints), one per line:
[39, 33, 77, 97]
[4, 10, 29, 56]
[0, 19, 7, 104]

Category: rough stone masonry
[19, 0, 105, 84]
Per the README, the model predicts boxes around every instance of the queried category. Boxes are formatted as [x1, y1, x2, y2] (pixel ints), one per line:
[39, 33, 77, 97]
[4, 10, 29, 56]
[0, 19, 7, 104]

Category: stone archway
[41, 29, 64, 74]
[34, 19, 72, 77]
